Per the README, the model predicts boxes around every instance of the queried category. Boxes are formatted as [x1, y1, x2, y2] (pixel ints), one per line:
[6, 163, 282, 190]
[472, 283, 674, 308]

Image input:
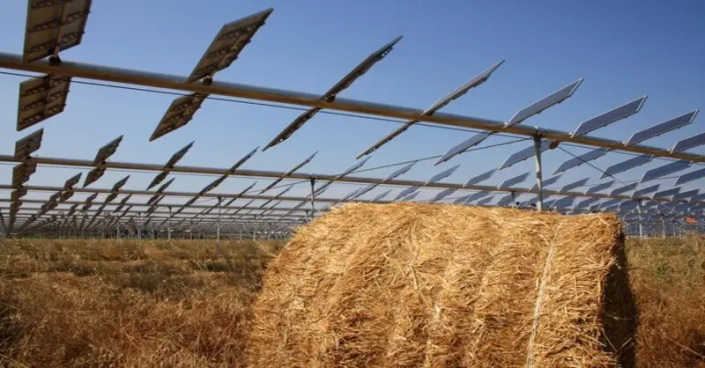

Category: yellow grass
[0, 236, 702, 367]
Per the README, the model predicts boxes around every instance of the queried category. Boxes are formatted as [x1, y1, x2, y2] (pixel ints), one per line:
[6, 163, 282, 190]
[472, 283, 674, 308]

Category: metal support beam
[309, 177, 316, 221]
[1, 52, 704, 163]
[216, 196, 222, 243]
[637, 200, 644, 238]
[533, 136, 544, 211]
[167, 205, 172, 240]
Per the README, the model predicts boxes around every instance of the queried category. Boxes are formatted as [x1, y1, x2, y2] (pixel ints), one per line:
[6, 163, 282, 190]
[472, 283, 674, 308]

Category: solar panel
[542, 199, 556, 208]
[403, 191, 420, 201]
[465, 169, 496, 187]
[559, 177, 589, 193]
[671, 132, 705, 153]
[395, 186, 419, 201]
[150, 93, 207, 141]
[187, 9, 272, 83]
[384, 162, 415, 182]
[601, 154, 653, 178]
[200, 175, 228, 195]
[499, 140, 550, 170]
[601, 199, 622, 209]
[571, 96, 647, 137]
[12, 162, 37, 187]
[673, 189, 699, 202]
[426, 164, 460, 185]
[17, 75, 71, 131]
[610, 182, 638, 197]
[576, 197, 600, 209]
[476, 196, 494, 206]
[23, 0, 92, 63]
[104, 192, 118, 204]
[453, 194, 471, 205]
[227, 147, 259, 173]
[14, 128, 44, 159]
[531, 175, 562, 190]
[262, 152, 317, 193]
[372, 189, 392, 202]
[626, 110, 698, 145]
[498, 172, 529, 189]
[357, 61, 504, 159]
[553, 196, 575, 208]
[654, 187, 681, 199]
[619, 201, 638, 211]
[264, 36, 402, 150]
[82, 167, 105, 188]
[164, 141, 195, 169]
[466, 191, 491, 203]
[147, 171, 169, 190]
[352, 184, 377, 199]
[632, 184, 660, 198]
[640, 160, 692, 183]
[436, 132, 493, 165]
[690, 193, 705, 203]
[431, 188, 457, 203]
[93, 135, 123, 165]
[505, 79, 583, 127]
[586, 180, 615, 194]
[496, 194, 514, 207]
[675, 167, 705, 186]
[84, 193, 98, 204]
[341, 188, 361, 202]
[108, 176, 129, 193]
[553, 148, 608, 174]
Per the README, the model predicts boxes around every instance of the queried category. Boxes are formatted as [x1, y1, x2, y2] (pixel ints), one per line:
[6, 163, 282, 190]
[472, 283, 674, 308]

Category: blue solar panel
[427, 164, 460, 185]
[559, 177, 589, 193]
[372, 189, 392, 202]
[352, 184, 377, 199]
[602, 155, 653, 178]
[496, 194, 515, 207]
[466, 169, 496, 187]
[431, 188, 457, 203]
[576, 197, 600, 209]
[626, 110, 698, 145]
[689, 193, 705, 203]
[532, 175, 562, 190]
[601, 198, 622, 208]
[673, 189, 699, 202]
[553, 148, 608, 174]
[436, 132, 492, 165]
[498, 140, 550, 170]
[543, 199, 556, 208]
[675, 167, 705, 185]
[611, 182, 638, 197]
[572, 96, 647, 138]
[553, 196, 575, 208]
[425, 60, 505, 114]
[384, 162, 415, 182]
[506, 79, 583, 127]
[403, 191, 420, 201]
[466, 191, 492, 203]
[395, 186, 418, 201]
[672, 132, 705, 153]
[476, 196, 494, 206]
[586, 180, 615, 194]
[619, 201, 638, 211]
[632, 184, 660, 198]
[654, 187, 681, 199]
[341, 188, 361, 202]
[640, 160, 692, 183]
[453, 194, 471, 204]
[499, 172, 530, 188]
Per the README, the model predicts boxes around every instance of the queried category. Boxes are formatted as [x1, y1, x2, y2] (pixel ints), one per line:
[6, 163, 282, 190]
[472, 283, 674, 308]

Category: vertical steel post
[532, 136, 544, 211]
[637, 200, 644, 238]
[137, 212, 142, 240]
[510, 191, 517, 208]
[661, 214, 667, 238]
[217, 196, 222, 243]
[310, 177, 316, 221]
[167, 206, 172, 240]
[116, 217, 120, 240]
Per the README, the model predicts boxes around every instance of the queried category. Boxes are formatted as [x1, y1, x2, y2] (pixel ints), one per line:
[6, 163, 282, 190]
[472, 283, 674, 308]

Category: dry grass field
[0, 236, 702, 367]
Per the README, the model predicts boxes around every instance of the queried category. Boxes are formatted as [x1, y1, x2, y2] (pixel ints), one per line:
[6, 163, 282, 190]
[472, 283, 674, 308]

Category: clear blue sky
[1, 0, 704, 212]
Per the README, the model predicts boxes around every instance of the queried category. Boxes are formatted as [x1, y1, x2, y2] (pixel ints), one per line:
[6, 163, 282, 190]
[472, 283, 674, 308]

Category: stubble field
[0, 237, 702, 367]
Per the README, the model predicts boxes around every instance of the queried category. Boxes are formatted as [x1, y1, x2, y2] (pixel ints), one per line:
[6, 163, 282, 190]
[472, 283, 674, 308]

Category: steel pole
[637, 200, 644, 238]
[533, 136, 544, 211]
[309, 177, 316, 221]
[167, 206, 172, 240]
[0, 51, 702, 164]
[217, 196, 222, 243]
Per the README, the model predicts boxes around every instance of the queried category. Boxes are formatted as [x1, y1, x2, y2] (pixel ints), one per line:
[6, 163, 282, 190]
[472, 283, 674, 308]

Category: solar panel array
[1, 2, 704, 239]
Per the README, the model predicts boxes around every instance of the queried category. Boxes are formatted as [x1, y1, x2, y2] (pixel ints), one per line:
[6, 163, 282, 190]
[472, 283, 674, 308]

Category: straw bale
[247, 203, 637, 367]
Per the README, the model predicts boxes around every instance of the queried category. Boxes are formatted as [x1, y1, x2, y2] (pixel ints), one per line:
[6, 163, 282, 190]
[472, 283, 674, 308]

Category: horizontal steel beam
[1, 155, 703, 206]
[1, 52, 702, 163]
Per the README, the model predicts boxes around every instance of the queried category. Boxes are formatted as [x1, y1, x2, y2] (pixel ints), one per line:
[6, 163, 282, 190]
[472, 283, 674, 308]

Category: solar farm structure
[1, 1, 705, 240]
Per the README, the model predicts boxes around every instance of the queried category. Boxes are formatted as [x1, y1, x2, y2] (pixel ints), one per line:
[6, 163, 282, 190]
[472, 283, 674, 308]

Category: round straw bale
[247, 203, 637, 367]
